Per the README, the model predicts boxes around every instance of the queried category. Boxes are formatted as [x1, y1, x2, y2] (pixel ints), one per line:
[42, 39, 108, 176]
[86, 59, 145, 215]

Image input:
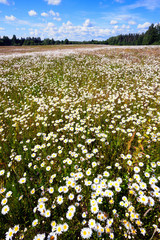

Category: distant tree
[50, 38, 55, 45]
[11, 35, 17, 45]
[64, 39, 69, 44]
[55, 40, 60, 45]
[43, 38, 51, 45]
[142, 24, 158, 45]
[3, 36, 11, 46]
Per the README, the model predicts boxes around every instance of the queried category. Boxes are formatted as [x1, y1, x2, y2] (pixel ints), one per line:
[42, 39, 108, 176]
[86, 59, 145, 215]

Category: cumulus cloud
[28, 10, 37, 16]
[83, 19, 93, 27]
[0, 27, 5, 30]
[0, 0, 8, 4]
[42, 21, 112, 40]
[137, 22, 151, 29]
[114, 25, 118, 29]
[110, 20, 118, 25]
[28, 18, 135, 41]
[53, 17, 61, 21]
[5, 15, 16, 21]
[41, 10, 61, 20]
[47, 10, 61, 21]
[45, 0, 61, 5]
[41, 12, 49, 17]
[49, 10, 59, 16]
[128, 20, 136, 25]
[47, 22, 55, 27]
[29, 29, 39, 37]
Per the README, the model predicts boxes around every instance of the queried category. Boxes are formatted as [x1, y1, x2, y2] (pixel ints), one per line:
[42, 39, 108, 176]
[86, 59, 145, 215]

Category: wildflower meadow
[0, 46, 160, 240]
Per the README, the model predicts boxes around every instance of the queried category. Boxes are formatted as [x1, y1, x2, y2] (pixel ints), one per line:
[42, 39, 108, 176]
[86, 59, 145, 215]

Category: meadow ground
[0, 45, 160, 240]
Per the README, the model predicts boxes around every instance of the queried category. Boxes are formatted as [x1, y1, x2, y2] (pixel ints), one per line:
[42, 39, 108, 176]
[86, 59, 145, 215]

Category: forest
[0, 23, 160, 46]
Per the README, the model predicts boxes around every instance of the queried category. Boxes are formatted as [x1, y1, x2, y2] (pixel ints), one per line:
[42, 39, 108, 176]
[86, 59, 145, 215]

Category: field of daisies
[0, 46, 160, 240]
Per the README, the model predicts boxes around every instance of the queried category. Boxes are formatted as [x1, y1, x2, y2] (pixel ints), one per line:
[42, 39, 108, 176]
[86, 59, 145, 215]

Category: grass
[0, 47, 160, 240]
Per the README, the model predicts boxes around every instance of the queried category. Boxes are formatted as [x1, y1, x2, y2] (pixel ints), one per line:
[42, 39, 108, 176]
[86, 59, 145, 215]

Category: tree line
[107, 23, 160, 45]
[0, 36, 107, 46]
[0, 23, 160, 46]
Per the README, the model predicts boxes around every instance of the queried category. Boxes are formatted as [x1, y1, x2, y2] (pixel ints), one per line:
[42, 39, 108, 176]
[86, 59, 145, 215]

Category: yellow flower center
[83, 231, 87, 235]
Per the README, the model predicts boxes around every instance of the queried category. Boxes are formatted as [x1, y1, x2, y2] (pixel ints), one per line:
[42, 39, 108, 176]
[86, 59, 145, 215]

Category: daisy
[46, 166, 51, 171]
[31, 188, 35, 194]
[66, 211, 74, 220]
[48, 187, 54, 194]
[5, 228, 14, 240]
[6, 191, 12, 198]
[1, 205, 10, 215]
[149, 177, 158, 185]
[33, 233, 45, 240]
[91, 205, 99, 214]
[88, 219, 96, 229]
[77, 194, 83, 201]
[32, 219, 38, 227]
[37, 202, 45, 212]
[134, 167, 140, 173]
[109, 232, 114, 239]
[13, 225, 19, 233]
[47, 232, 57, 240]
[63, 223, 69, 232]
[140, 228, 146, 236]
[63, 186, 68, 193]
[56, 224, 63, 235]
[57, 195, 63, 205]
[140, 182, 147, 190]
[80, 228, 92, 239]
[68, 205, 76, 212]
[51, 221, 56, 231]
[0, 170, 5, 176]
[138, 195, 148, 205]
[68, 193, 74, 200]
[1, 198, 8, 206]
[45, 209, 51, 218]
[18, 177, 26, 184]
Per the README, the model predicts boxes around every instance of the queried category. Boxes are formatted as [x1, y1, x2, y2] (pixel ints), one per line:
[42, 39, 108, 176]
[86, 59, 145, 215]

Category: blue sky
[0, 0, 160, 40]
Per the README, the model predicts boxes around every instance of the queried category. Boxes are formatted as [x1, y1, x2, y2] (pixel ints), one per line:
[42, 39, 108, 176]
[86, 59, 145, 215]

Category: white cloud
[114, 25, 118, 29]
[27, 19, 135, 40]
[49, 10, 59, 16]
[43, 21, 112, 40]
[47, 22, 55, 27]
[41, 12, 49, 17]
[66, 21, 72, 26]
[53, 17, 61, 21]
[121, 24, 130, 29]
[41, 10, 60, 19]
[49, 10, 56, 16]
[28, 10, 37, 16]
[128, 20, 136, 25]
[83, 19, 93, 27]
[0, 27, 5, 30]
[0, 0, 8, 5]
[45, 0, 61, 5]
[5, 15, 16, 21]
[124, 0, 160, 10]
[137, 22, 151, 29]
[110, 20, 118, 25]
[30, 29, 39, 37]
